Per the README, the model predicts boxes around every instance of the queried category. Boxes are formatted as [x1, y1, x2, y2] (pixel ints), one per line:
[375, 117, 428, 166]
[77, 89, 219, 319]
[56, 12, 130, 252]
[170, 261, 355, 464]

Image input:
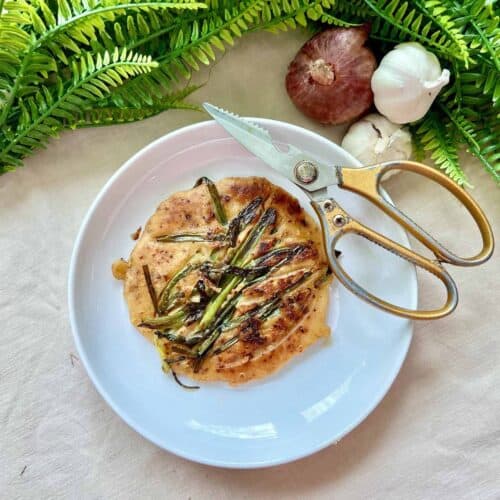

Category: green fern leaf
[414, 0, 470, 65]
[0, 3, 34, 121]
[109, 1, 267, 106]
[0, 49, 158, 172]
[457, 63, 500, 106]
[0, 0, 206, 127]
[439, 102, 500, 184]
[363, 0, 469, 62]
[463, 0, 499, 66]
[415, 111, 470, 186]
[70, 85, 201, 128]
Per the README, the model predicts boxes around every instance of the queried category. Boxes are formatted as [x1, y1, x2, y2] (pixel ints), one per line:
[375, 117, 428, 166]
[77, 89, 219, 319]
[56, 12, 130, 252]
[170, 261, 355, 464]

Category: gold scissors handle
[311, 161, 494, 320]
[313, 200, 458, 319]
[337, 161, 494, 266]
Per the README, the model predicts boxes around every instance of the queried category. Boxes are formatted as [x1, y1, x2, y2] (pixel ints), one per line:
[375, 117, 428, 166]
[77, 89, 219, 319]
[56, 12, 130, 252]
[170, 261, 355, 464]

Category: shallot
[285, 26, 376, 125]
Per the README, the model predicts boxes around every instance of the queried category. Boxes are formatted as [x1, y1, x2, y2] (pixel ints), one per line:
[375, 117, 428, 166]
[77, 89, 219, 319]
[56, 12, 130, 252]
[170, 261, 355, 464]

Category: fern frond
[70, 85, 201, 128]
[414, 0, 470, 65]
[0, 0, 205, 126]
[109, 0, 269, 106]
[463, 0, 500, 66]
[107, 0, 356, 107]
[0, 48, 158, 172]
[455, 62, 500, 106]
[363, 0, 469, 62]
[0, 1, 36, 122]
[45, 0, 206, 53]
[439, 103, 500, 184]
[415, 111, 469, 186]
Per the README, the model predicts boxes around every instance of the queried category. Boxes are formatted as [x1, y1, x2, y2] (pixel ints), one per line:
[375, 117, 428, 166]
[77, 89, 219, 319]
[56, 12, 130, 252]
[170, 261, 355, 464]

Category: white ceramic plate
[68, 119, 416, 468]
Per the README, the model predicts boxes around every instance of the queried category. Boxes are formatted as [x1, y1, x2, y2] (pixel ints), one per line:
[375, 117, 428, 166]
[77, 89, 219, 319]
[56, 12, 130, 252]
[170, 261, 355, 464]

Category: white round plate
[68, 119, 416, 468]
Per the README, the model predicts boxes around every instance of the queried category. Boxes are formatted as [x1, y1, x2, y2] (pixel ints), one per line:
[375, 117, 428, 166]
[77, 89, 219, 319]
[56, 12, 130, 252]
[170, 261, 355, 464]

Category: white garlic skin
[341, 114, 412, 177]
[371, 42, 450, 124]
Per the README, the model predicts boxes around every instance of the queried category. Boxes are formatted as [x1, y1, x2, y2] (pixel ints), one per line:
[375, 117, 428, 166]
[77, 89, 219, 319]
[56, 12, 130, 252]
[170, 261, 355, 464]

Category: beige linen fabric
[1, 31, 499, 499]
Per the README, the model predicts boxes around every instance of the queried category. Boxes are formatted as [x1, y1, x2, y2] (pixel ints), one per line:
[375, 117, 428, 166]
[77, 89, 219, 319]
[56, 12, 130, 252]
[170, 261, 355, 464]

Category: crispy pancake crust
[119, 177, 331, 384]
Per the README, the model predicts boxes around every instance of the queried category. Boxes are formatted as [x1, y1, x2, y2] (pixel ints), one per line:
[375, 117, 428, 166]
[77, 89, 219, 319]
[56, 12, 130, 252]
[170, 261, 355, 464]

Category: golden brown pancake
[114, 177, 332, 385]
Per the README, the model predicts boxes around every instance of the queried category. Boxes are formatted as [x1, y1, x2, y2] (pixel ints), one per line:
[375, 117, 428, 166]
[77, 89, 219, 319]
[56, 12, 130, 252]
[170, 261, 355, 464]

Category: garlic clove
[423, 69, 451, 93]
[341, 113, 412, 173]
[374, 136, 389, 155]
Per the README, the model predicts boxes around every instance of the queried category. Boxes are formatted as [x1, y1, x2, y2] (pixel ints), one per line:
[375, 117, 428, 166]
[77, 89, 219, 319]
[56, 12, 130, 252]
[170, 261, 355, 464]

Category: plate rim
[68, 118, 415, 468]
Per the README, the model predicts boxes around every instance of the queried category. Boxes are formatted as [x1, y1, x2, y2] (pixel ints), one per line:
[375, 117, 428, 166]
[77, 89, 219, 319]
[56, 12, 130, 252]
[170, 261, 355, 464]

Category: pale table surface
[1, 31, 499, 499]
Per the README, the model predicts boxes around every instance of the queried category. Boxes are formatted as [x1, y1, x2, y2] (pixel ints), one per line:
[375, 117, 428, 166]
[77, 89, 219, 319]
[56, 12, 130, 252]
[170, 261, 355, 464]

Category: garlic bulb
[371, 42, 450, 124]
[341, 114, 412, 177]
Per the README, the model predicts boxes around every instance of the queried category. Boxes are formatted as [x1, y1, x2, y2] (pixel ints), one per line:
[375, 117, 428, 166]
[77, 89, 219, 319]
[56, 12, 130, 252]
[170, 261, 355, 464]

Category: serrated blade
[202, 103, 339, 192]
[203, 102, 274, 144]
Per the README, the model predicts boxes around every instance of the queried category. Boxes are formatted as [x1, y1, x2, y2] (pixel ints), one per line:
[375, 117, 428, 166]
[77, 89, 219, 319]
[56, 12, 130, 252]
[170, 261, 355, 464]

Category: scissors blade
[202, 103, 339, 193]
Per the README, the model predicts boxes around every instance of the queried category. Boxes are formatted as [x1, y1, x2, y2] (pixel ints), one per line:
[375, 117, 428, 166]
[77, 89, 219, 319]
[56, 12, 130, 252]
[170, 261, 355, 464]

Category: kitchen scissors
[203, 103, 494, 320]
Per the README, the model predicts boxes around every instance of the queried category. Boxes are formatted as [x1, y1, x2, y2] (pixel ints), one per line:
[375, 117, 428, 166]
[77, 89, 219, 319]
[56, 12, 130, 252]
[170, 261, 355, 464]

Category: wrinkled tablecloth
[1, 31, 499, 499]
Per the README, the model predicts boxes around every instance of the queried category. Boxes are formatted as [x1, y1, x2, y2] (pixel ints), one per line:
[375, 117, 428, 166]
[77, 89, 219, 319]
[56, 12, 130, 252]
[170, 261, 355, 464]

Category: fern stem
[320, 13, 361, 28]
[71, 82, 202, 128]
[71, 101, 200, 128]
[368, 32, 402, 44]
[127, 22, 180, 51]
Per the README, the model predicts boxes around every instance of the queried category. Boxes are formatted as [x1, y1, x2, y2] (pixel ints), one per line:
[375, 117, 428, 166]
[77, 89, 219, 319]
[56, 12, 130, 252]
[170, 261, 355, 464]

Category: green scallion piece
[158, 264, 197, 314]
[194, 177, 227, 226]
[156, 233, 226, 243]
[142, 264, 159, 316]
[199, 276, 240, 329]
[230, 207, 277, 265]
[223, 270, 313, 331]
[213, 336, 240, 355]
[225, 197, 263, 247]
[253, 244, 306, 266]
[163, 360, 200, 390]
[139, 309, 185, 329]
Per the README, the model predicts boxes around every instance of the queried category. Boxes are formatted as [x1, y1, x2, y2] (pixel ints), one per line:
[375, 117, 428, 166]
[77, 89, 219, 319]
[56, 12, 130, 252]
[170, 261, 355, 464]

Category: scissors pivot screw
[333, 214, 347, 227]
[294, 160, 318, 184]
[323, 200, 335, 212]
